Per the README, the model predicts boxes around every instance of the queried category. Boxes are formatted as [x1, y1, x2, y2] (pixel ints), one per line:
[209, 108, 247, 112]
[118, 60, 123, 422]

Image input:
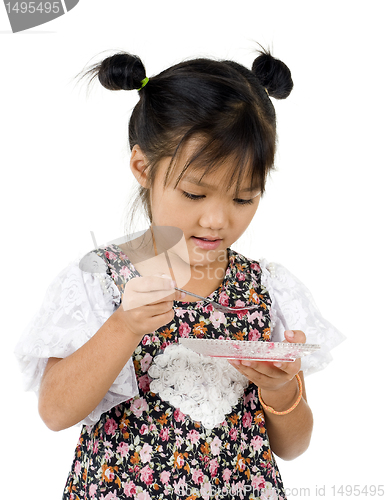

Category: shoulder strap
[85, 244, 141, 296]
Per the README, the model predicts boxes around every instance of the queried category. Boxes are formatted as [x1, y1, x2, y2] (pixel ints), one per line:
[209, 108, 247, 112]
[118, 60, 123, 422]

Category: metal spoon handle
[174, 286, 257, 313]
[174, 287, 209, 302]
[174, 287, 231, 313]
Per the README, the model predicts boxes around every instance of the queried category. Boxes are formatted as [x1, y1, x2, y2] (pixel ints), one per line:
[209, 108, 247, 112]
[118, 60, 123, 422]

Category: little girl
[15, 48, 344, 500]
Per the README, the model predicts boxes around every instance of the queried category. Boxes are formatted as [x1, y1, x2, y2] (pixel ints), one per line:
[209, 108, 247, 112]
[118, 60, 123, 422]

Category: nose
[197, 200, 228, 230]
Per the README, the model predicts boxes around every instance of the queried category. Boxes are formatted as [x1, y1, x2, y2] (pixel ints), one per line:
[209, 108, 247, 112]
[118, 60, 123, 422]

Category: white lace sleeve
[260, 259, 345, 376]
[14, 257, 139, 426]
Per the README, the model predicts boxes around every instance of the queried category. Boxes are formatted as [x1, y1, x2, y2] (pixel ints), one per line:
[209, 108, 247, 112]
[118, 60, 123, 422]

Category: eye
[234, 198, 254, 205]
[182, 191, 256, 205]
[182, 191, 205, 201]
[234, 190, 261, 205]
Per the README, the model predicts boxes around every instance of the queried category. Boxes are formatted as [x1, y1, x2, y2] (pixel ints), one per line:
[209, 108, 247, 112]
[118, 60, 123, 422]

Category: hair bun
[252, 49, 293, 99]
[97, 53, 146, 91]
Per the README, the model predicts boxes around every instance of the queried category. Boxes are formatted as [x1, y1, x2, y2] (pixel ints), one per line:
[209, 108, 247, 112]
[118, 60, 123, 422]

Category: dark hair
[81, 47, 293, 229]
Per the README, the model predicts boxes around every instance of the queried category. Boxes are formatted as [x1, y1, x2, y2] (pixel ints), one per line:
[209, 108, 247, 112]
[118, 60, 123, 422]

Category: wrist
[112, 306, 145, 339]
[259, 375, 301, 413]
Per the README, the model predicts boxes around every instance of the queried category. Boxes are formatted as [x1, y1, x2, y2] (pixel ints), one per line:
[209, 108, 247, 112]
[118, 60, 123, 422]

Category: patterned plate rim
[179, 339, 321, 349]
[178, 338, 320, 361]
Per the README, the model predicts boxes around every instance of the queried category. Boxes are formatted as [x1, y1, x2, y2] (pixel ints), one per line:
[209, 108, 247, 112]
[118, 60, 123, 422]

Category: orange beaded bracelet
[258, 373, 303, 416]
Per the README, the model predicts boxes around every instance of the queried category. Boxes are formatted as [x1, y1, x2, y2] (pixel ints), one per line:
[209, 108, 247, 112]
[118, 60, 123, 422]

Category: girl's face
[131, 142, 261, 276]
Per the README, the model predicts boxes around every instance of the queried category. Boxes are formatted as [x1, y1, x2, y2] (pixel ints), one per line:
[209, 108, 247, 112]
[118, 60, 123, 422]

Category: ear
[130, 144, 149, 188]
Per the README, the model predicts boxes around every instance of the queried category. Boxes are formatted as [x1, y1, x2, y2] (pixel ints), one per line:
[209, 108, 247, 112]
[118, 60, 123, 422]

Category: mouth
[191, 236, 222, 249]
[193, 236, 222, 241]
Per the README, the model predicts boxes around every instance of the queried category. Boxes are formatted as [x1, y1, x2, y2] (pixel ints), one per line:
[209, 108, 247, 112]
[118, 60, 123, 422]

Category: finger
[128, 299, 176, 323]
[228, 359, 281, 379]
[128, 275, 176, 293]
[229, 357, 301, 379]
[144, 309, 176, 332]
[123, 277, 181, 310]
[123, 290, 183, 311]
[228, 360, 294, 388]
[145, 300, 175, 317]
[281, 330, 307, 344]
[227, 359, 262, 382]
[271, 359, 301, 376]
[146, 289, 184, 305]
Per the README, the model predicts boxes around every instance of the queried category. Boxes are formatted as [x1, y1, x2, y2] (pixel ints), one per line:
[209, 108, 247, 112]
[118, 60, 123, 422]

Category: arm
[38, 306, 143, 432]
[228, 330, 313, 461]
[259, 369, 313, 460]
[39, 276, 183, 432]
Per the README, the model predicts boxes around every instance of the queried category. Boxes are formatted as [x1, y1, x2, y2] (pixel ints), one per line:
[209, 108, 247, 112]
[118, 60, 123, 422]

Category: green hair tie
[138, 77, 149, 91]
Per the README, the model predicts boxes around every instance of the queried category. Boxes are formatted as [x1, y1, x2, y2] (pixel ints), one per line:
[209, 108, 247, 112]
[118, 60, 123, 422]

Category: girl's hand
[228, 330, 306, 392]
[117, 275, 185, 337]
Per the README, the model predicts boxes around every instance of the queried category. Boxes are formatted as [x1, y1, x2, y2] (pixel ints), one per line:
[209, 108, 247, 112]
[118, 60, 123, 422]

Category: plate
[179, 338, 320, 362]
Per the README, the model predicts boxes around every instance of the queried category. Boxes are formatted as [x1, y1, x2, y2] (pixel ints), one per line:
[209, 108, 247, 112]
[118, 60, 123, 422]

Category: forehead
[180, 173, 259, 193]
[166, 136, 260, 192]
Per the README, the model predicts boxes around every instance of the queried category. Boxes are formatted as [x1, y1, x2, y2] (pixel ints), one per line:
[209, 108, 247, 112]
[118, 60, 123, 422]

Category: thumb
[154, 272, 173, 279]
[282, 329, 307, 344]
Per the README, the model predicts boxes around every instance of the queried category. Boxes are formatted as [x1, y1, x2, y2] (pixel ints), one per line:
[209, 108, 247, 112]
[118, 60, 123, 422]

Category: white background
[1, 1, 385, 498]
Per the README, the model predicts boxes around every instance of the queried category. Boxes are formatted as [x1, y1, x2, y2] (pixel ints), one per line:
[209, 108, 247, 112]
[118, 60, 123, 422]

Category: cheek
[247, 202, 260, 221]
[151, 190, 185, 224]
[236, 206, 258, 225]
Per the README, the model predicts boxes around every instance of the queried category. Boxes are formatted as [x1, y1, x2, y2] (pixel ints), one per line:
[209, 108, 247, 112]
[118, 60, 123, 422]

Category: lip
[194, 235, 222, 241]
[191, 236, 222, 250]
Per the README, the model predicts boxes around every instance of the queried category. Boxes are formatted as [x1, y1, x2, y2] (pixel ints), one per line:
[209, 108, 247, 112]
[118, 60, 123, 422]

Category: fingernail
[242, 361, 251, 367]
[286, 330, 294, 338]
[273, 362, 282, 368]
[170, 280, 177, 288]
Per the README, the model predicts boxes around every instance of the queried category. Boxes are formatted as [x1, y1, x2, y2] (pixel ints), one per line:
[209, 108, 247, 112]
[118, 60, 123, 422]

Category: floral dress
[14, 243, 345, 500]
[62, 245, 287, 500]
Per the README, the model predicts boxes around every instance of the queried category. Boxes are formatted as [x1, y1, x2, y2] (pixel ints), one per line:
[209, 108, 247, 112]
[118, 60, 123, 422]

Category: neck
[178, 252, 229, 300]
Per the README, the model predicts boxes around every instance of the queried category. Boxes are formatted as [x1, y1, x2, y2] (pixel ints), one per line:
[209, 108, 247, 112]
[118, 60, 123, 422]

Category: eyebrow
[182, 176, 260, 193]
